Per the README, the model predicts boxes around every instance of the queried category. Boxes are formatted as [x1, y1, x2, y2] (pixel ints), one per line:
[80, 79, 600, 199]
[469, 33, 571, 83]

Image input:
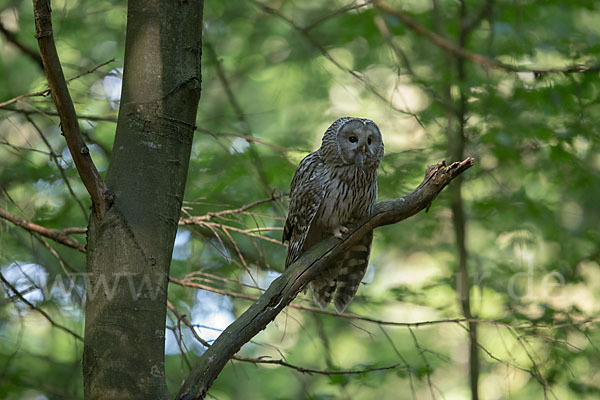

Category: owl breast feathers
[282, 117, 384, 313]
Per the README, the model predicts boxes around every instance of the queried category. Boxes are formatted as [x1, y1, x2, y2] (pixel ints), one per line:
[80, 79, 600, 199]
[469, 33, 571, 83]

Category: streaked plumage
[283, 117, 384, 313]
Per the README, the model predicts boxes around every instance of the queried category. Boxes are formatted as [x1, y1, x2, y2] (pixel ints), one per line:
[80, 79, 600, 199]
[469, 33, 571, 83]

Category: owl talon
[333, 225, 349, 239]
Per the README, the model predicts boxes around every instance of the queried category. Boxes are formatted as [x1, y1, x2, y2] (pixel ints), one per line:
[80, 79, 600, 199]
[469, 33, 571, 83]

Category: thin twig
[0, 207, 86, 253]
[183, 271, 266, 292]
[170, 275, 599, 331]
[0, 21, 44, 69]
[0, 57, 116, 110]
[65, 58, 115, 84]
[0, 106, 118, 122]
[30, 234, 85, 307]
[204, 40, 272, 194]
[25, 115, 88, 218]
[167, 300, 212, 347]
[169, 277, 259, 302]
[180, 194, 282, 223]
[373, 0, 600, 75]
[379, 326, 417, 400]
[0, 271, 83, 341]
[235, 356, 406, 375]
[249, 0, 424, 124]
[0, 88, 51, 108]
[304, 2, 372, 32]
[197, 127, 306, 154]
[373, 14, 457, 115]
[168, 299, 406, 376]
[187, 221, 283, 245]
[408, 327, 436, 399]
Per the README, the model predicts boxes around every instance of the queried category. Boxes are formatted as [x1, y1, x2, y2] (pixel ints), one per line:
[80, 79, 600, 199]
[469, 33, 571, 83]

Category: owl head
[320, 117, 384, 169]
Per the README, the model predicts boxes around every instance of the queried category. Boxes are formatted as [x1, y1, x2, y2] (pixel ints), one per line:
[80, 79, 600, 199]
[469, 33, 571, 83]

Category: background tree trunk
[82, 1, 204, 398]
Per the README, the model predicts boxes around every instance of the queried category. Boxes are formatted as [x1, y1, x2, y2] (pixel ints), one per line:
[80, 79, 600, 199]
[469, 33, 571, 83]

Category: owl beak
[355, 150, 366, 168]
[361, 145, 366, 154]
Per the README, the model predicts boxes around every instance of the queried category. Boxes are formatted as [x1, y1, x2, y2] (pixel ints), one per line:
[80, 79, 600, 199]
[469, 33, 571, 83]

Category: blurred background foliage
[1, 0, 599, 399]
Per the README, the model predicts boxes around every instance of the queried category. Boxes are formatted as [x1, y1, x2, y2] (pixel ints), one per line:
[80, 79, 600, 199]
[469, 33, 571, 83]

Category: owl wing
[283, 151, 324, 268]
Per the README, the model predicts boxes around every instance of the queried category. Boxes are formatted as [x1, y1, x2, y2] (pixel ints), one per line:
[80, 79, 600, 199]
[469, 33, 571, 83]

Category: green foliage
[1, 0, 599, 399]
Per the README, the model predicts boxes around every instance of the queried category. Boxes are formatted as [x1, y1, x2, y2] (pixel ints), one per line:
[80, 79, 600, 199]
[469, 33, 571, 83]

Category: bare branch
[0, 87, 51, 108]
[167, 300, 212, 348]
[169, 277, 260, 302]
[249, 0, 423, 123]
[373, 0, 600, 75]
[0, 105, 118, 123]
[379, 326, 417, 399]
[64, 58, 116, 84]
[234, 356, 406, 375]
[204, 40, 273, 194]
[0, 271, 83, 341]
[304, 2, 372, 32]
[0, 20, 44, 69]
[25, 115, 88, 218]
[171, 276, 600, 331]
[0, 207, 86, 253]
[0, 58, 116, 110]
[197, 127, 307, 163]
[32, 0, 109, 218]
[168, 298, 405, 376]
[373, 14, 457, 115]
[180, 193, 283, 223]
[212, 222, 280, 244]
[176, 157, 474, 399]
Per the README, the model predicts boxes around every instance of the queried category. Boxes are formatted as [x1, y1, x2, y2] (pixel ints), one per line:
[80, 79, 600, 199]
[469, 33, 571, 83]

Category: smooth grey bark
[82, 1, 204, 399]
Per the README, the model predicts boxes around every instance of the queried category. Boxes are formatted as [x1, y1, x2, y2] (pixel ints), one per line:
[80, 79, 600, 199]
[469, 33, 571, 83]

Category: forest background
[0, 0, 599, 399]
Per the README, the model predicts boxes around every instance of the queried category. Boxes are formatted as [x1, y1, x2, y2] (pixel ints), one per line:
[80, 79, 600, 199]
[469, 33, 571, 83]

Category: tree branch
[176, 157, 475, 400]
[0, 106, 118, 123]
[180, 193, 283, 223]
[25, 114, 88, 219]
[197, 127, 304, 167]
[249, 0, 423, 123]
[32, 0, 109, 219]
[204, 41, 273, 195]
[373, 0, 600, 75]
[233, 356, 406, 376]
[0, 20, 44, 69]
[168, 299, 405, 376]
[0, 58, 115, 109]
[0, 271, 83, 341]
[0, 207, 86, 253]
[170, 277, 600, 331]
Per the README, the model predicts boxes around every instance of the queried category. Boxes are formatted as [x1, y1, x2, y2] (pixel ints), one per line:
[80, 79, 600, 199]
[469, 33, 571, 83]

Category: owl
[282, 117, 384, 313]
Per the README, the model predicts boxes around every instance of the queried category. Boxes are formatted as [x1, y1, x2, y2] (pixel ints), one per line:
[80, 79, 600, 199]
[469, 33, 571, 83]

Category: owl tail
[310, 280, 338, 310]
[310, 253, 345, 309]
[333, 231, 373, 314]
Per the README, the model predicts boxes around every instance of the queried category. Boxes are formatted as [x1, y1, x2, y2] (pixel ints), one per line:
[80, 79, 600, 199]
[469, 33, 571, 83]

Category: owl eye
[349, 136, 358, 143]
[367, 137, 372, 145]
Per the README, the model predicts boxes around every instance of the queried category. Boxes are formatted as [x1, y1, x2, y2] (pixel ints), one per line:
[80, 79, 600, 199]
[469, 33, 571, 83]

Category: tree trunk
[82, 1, 204, 398]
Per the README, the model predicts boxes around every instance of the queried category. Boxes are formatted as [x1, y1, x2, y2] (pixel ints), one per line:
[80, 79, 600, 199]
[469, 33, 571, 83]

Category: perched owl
[282, 117, 384, 313]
